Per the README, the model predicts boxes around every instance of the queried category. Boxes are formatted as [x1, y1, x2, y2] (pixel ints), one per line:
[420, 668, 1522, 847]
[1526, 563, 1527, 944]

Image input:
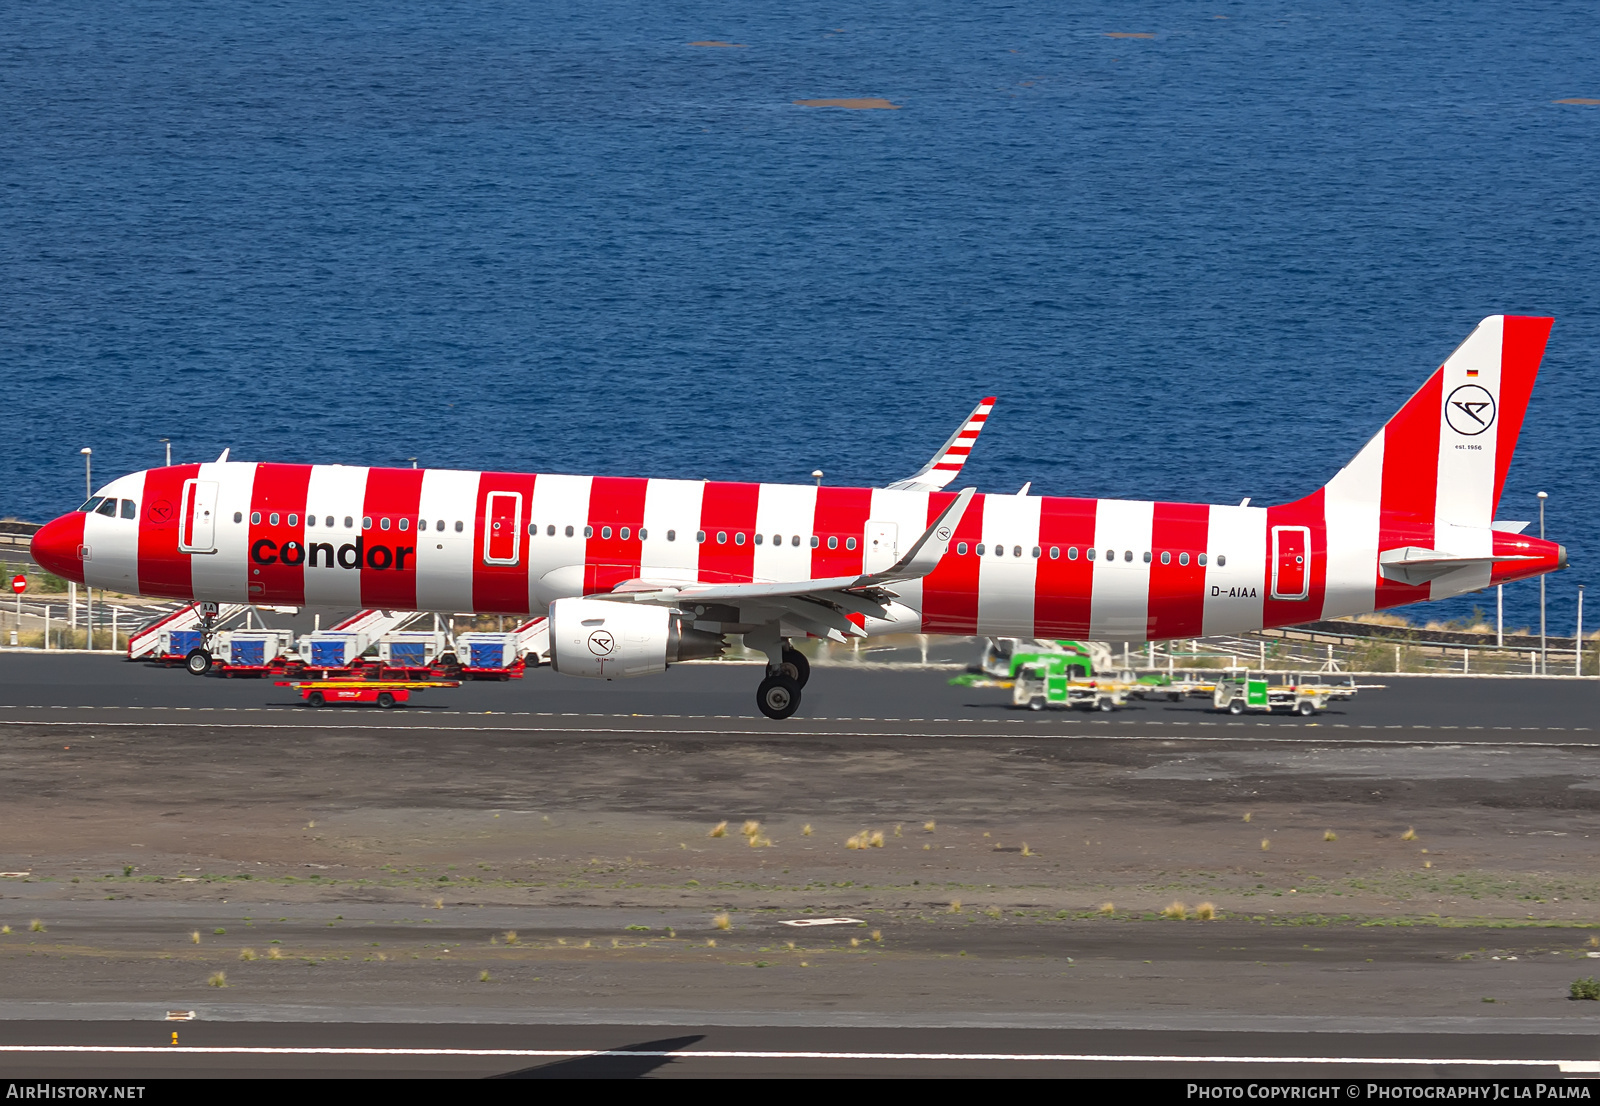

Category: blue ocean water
[3, 1, 1596, 632]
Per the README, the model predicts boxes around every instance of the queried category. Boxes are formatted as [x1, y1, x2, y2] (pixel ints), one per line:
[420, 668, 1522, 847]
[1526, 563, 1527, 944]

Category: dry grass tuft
[238, 948, 257, 961]
[29, 920, 44, 933]
[1402, 827, 1417, 841]
[1020, 843, 1034, 857]
[207, 971, 226, 988]
[578, 939, 592, 949]
[871, 930, 882, 942]
[785, 940, 796, 950]
[1324, 830, 1338, 842]
[924, 820, 936, 832]
[869, 830, 885, 848]
[267, 947, 283, 960]
[741, 820, 760, 838]
[709, 821, 728, 838]
[0, 926, 9, 936]
[850, 937, 861, 947]
[1162, 901, 1188, 920]
[504, 930, 519, 945]
[894, 825, 902, 837]
[478, 970, 490, 983]
[948, 900, 962, 914]
[802, 824, 813, 837]
[1589, 936, 1599, 949]
[984, 906, 1001, 919]
[1424, 860, 1432, 869]
[1195, 902, 1217, 920]
[1098, 902, 1115, 916]
[1260, 838, 1271, 851]
[713, 912, 732, 931]
[705, 938, 716, 948]
[846, 833, 864, 850]
[1243, 812, 1252, 822]
[190, 931, 201, 945]
[748, 834, 773, 848]
[433, 898, 444, 910]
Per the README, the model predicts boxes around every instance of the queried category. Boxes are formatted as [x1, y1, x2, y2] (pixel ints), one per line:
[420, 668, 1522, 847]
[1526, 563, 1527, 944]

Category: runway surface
[2, 653, 1598, 1079]
[0, 1021, 1596, 1078]
[0, 654, 1596, 741]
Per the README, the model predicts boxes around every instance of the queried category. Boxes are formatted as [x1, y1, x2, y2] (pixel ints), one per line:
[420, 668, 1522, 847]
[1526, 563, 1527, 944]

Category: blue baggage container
[389, 642, 426, 665]
[170, 630, 203, 655]
[470, 642, 508, 668]
[311, 639, 349, 667]
[231, 640, 265, 666]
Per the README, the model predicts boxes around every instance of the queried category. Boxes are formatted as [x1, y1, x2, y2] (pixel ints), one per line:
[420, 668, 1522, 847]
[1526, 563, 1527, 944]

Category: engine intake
[548, 597, 725, 679]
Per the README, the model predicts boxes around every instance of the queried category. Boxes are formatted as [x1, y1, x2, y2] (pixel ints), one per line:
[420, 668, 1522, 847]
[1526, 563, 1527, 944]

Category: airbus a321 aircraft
[31, 315, 1566, 719]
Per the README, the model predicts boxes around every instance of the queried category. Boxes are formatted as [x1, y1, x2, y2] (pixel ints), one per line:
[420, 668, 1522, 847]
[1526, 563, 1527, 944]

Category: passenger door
[483, 491, 522, 565]
[1270, 526, 1310, 600]
[178, 479, 219, 553]
[864, 520, 898, 574]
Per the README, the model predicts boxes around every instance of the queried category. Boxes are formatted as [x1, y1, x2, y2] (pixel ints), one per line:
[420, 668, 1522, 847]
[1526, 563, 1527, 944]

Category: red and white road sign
[9, 575, 24, 595]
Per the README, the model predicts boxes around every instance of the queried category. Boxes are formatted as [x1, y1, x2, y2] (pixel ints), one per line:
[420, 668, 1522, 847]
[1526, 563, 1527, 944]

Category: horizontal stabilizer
[1378, 546, 1536, 587]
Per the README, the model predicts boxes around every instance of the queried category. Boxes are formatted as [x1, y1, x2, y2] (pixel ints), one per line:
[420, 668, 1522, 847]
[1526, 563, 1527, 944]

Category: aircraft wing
[884, 398, 995, 492]
[600, 488, 976, 639]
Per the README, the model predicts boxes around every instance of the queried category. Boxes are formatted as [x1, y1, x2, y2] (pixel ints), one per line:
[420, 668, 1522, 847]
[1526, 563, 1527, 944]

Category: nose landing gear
[185, 648, 214, 675]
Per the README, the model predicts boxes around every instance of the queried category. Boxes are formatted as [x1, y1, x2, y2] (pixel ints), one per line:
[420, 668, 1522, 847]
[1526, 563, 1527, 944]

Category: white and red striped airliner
[31, 315, 1566, 718]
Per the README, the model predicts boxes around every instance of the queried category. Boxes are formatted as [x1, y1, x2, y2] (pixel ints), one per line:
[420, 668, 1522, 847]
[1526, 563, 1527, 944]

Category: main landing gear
[755, 646, 811, 720]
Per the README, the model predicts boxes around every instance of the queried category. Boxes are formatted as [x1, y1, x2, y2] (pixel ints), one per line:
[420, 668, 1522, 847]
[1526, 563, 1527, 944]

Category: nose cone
[31, 514, 87, 583]
[1558, 544, 1568, 570]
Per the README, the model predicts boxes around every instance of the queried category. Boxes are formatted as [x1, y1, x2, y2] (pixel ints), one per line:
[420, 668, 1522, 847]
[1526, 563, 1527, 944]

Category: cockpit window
[120, 499, 137, 520]
[78, 496, 105, 514]
[94, 498, 118, 517]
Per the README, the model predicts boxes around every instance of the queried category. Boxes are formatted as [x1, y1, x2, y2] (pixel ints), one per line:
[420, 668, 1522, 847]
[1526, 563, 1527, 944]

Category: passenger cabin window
[417, 519, 426, 531]
[270, 513, 280, 526]
[791, 535, 801, 547]
[809, 536, 819, 548]
[454, 520, 464, 533]
[1014, 546, 1022, 558]
[1087, 548, 1096, 561]
[234, 512, 243, 524]
[976, 543, 986, 555]
[620, 527, 630, 540]
[565, 525, 574, 537]
[994, 545, 1003, 557]
[584, 526, 594, 538]
[380, 517, 390, 531]
[696, 531, 706, 543]
[547, 525, 555, 536]
[1124, 549, 1134, 563]
[956, 542, 968, 556]
[666, 529, 676, 542]
[1160, 551, 1171, 565]
[845, 537, 855, 551]
[1217, 554, 1227, 567]
[1050, 547, 1060, 560]
[1179, 552, 1189, 566]
[121, 499, 137, 520]
[601, 526, 612, 540]
[734, 532, 745, 545]
[638, 528, 647, 540]
[251, 512, 262, 525]
[754, 533, 763, 545]
[1143, 551, 1152, 564]
[827, 536, 838, 550]
[95, 499, 118, 517]
[1198, 553, 1208, 566]
[1031, 546, 1041, 558]
[398, 518, 408, 532]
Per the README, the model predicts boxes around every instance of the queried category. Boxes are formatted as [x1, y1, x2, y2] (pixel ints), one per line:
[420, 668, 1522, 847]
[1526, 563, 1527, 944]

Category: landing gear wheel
[307, 691, 325, 708]
[1028, 696, 1046, 712]
[1228, 699, 1246, 716]
[756, 674, 801, 720]
[779, 648, 810, 688]
[1296, 700, 1315, 717]
[185, 648, 213, 676]
[1096, 696, 1115, 712]
[377, 692, 396, 709]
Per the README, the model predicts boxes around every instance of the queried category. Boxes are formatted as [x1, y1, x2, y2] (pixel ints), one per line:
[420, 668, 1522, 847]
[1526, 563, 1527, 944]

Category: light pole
[407, 457, 418, 469]
[160, 438, 171, 466]
[1538, 491, 1548, 675]
[812, 470, 824, 488]
[80, 447, 92, 500]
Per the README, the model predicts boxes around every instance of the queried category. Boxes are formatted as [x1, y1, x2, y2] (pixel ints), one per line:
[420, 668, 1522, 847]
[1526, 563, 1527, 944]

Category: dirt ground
[2, 717, 1599, 1025]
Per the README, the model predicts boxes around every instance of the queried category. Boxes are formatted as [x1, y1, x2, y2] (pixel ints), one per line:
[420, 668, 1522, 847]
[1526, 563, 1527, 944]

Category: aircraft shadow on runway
[493, 1035, 705, 1079]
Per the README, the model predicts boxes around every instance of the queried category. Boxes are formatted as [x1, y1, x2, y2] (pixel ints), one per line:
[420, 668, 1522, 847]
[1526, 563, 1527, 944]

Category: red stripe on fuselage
[698, 482, 760, 584]
[470, 472, 538, 614]
[1493, 316, 1553, 515]
[1033, 496, 1096, 637]
[137, 464, 202, 600]
[1146, 501, 1210, 639]
[1262, 489, 1327, 629]
[920, 491, 986, 634]
[246, 464, 313, 605]
[1375, 369, 1442, 609]
[585, 476, 649, 594]
[810, 487, 872, 580]
[360, 468, 424, 608]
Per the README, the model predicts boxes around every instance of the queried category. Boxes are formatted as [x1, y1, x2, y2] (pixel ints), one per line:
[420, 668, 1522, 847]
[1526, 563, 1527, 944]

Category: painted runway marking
[1, 719, 1597, 749]
[0, 1045, 1588, 1069]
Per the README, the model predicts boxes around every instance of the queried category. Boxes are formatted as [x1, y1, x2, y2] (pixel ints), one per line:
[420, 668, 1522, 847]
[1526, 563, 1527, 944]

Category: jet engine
[547, 597, 725, 679]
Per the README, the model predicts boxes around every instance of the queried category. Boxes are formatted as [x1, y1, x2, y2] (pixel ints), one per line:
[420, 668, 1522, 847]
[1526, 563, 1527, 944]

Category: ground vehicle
[1211, 674, 1356, 716]
[277, 678, 460, 708]
[1012, 657, 1131, 712]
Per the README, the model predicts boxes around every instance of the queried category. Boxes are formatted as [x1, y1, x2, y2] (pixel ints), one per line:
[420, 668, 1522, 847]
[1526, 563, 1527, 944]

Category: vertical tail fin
[1325, 315, 1552, 529]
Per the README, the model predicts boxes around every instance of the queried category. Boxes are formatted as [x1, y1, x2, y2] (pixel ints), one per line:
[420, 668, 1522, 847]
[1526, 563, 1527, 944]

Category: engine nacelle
[547, 597, 725, 679]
